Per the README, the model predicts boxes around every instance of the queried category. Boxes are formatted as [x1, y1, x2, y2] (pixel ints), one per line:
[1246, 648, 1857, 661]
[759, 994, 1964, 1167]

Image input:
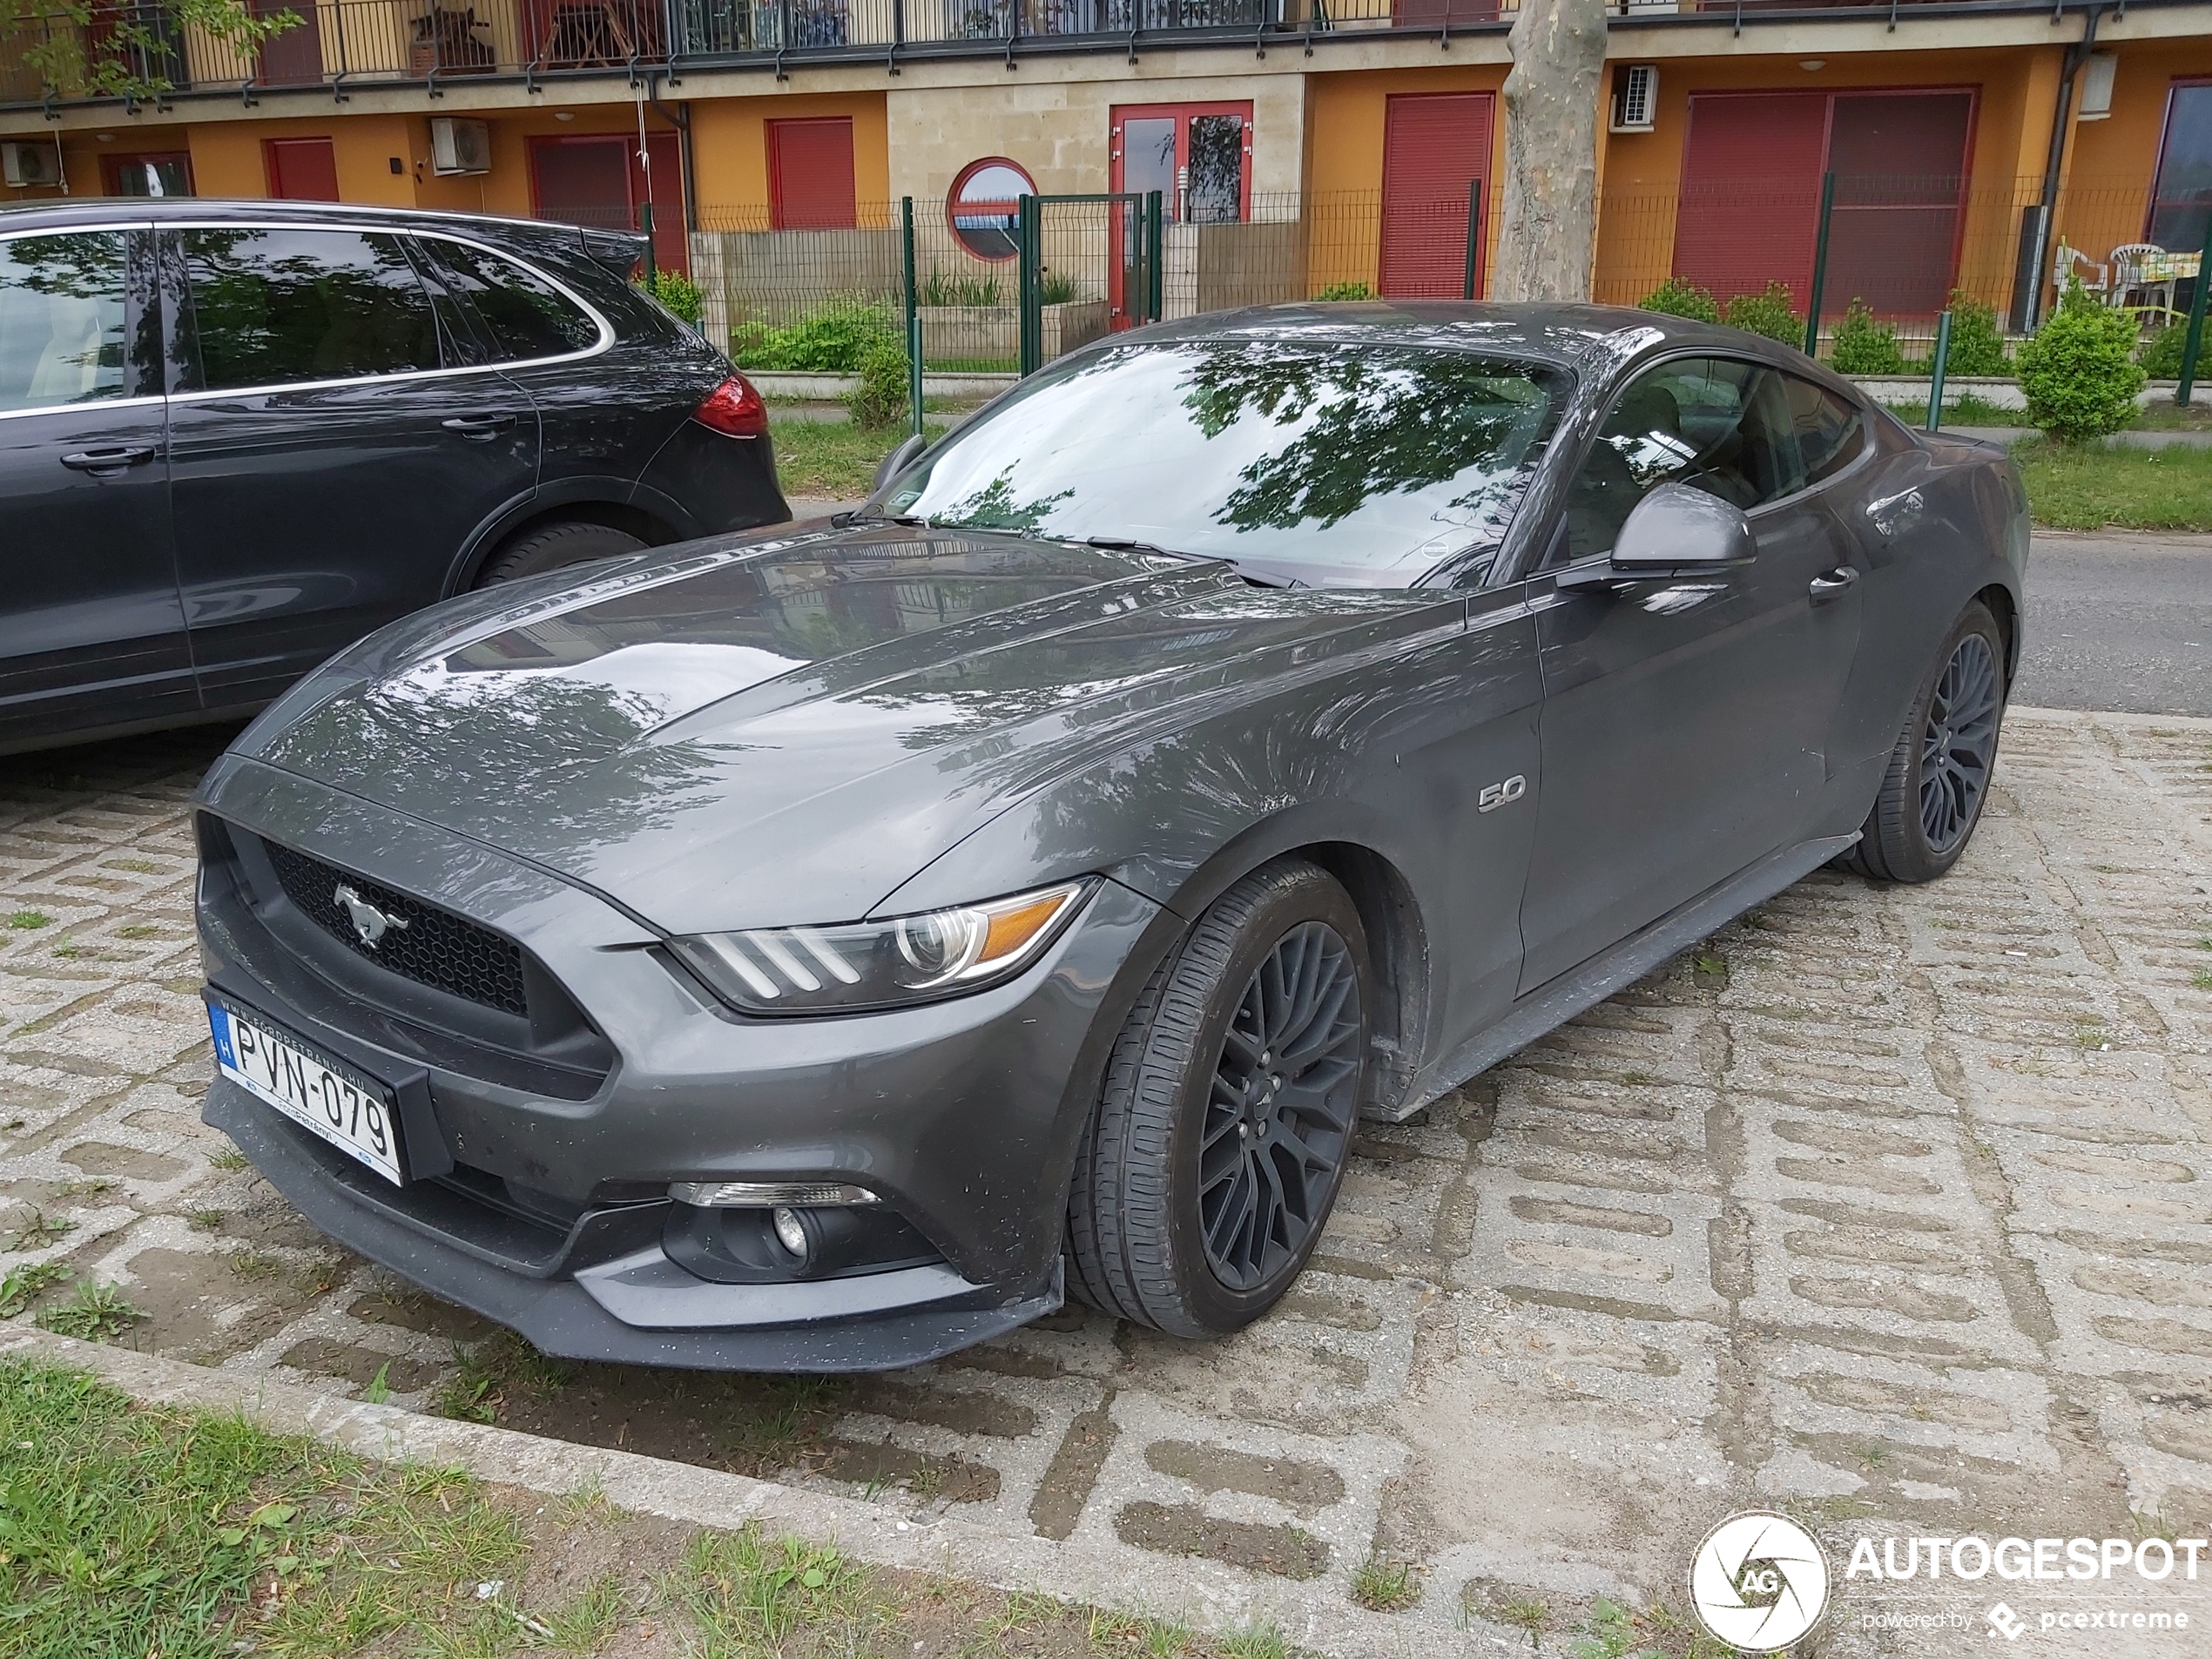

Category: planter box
[918, 300, 1110, 366]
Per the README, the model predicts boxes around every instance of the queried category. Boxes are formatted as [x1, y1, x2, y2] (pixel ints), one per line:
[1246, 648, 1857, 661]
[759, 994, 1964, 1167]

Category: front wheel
[1841, 600, 2006, 884]
[1066, 859, 1369, 1338]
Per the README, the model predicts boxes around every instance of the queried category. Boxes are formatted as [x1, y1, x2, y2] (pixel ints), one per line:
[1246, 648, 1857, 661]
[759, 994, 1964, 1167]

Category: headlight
[669, 879, 1091, 1015]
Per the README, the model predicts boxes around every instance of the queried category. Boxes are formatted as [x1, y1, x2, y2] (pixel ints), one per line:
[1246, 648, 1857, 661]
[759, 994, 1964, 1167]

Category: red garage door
[1379, 92, 1492, 300]
[1674, 89, 1973, 319]
[768, 118, 858, 232]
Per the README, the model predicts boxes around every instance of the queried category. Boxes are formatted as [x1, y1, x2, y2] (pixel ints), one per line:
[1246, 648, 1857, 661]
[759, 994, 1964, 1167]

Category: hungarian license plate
[208, 1001, 405, 1185]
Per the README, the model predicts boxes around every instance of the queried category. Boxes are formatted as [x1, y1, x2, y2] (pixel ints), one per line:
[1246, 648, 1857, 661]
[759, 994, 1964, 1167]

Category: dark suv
[0, 199, 786, 756]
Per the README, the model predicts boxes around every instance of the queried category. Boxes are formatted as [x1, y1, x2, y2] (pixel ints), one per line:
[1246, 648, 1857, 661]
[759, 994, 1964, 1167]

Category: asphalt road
[2011, 530, 2212, 717]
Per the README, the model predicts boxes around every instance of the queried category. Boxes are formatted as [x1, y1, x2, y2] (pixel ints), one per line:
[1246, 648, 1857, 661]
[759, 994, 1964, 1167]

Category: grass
[772, 416, 947, 502]
[2013, 437, 2212, 532]
[1349, 1551, 1420, 1612]
[35, 1280, 145, 1340]
[8, 909, 51, 929]
[1, 1357, 1299, 1659]
[1882, 391, 2021, 428]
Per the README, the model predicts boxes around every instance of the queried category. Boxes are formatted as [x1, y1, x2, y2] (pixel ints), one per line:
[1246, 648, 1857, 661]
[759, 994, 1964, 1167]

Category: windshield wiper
[1085, 536, 1298, 590]
[833, 509, 927, 527]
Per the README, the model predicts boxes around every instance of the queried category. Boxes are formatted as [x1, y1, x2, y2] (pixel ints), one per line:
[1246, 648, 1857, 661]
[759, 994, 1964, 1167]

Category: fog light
[771, 1205, 811, 1261]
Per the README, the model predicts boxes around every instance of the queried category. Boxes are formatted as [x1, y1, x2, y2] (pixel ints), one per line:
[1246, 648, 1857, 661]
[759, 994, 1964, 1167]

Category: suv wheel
[1841, 600, 2006, 884]
[1066, 859, 1369, 1337]
[475, 520, 646, 588]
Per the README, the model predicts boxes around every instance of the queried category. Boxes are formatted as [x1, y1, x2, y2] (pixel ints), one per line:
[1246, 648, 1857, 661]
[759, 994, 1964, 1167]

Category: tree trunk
[1495, 0, 1608, 303]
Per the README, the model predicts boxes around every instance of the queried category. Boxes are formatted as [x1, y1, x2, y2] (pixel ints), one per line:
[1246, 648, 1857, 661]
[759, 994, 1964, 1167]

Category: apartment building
[2, 0, 2206, 330]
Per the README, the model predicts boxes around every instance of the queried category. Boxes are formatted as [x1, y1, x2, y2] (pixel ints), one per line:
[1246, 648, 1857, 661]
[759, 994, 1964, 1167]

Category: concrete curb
[0, 1326, 1467, 1659]
[2011, 705, 2212, 730]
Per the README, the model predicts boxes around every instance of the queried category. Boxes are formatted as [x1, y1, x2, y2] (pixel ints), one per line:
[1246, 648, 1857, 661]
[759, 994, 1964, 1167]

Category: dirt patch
[111, 1244, 311, 1365]
[1111, 1500, 1328, 1580]
[847, 1378, 1039, 1439]
[1144, 1439, 1345, 1514]
[61, 1142, 185, 1184]
[1029, 1403, 1117, 1541]
[349, 1286, 498, 1345]
[815, 1438, 1001, 1504]
[277, 1336, 439, 1393]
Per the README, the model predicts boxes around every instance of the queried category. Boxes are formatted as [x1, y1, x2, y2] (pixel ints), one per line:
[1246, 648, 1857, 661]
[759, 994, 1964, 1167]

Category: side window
[0, 232, 131, 414]
[1555, 357, 1803, 564]
[183, 227, 441, 391]
[1780, 374, 1865, 487]
[421, 240, 598, 361]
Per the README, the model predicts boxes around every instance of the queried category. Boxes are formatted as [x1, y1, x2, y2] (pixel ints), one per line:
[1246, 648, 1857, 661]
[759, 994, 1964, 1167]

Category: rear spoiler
[577, 226, 651, 275]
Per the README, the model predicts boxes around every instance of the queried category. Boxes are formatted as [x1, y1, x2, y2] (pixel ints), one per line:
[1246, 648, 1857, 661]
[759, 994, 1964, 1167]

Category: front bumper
[193, 761, 1163, 1372]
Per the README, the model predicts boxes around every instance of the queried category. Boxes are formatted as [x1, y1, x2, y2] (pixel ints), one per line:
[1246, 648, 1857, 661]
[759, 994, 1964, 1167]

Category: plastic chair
[2053, 242, 2111, 301]
[2108, 243, 2176, 314]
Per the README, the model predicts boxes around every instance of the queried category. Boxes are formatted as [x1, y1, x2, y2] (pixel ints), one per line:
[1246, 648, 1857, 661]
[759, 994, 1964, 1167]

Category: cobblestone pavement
[3, 708, 2210, 1654]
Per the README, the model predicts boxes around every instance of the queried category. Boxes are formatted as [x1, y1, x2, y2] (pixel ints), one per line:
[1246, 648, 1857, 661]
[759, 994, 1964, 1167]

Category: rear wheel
[1841, 600, 2006, 884]
[474, 519, 646, 588]
[1066, 859, 1368, 1337]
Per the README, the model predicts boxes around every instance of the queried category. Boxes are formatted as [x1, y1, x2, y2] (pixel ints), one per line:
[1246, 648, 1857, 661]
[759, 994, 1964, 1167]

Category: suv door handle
[59, 444, 158, 474]
[1809, 565, 1860, 604]
[441, 413, 517, 440]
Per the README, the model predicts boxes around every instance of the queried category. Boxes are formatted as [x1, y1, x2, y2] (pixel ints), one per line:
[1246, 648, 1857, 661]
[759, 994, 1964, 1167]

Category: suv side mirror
[872, 432, 927, 496]
[1559, 482, 1757, 588]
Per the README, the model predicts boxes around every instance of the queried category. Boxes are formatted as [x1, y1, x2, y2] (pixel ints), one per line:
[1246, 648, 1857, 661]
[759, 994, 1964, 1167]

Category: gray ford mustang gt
[193, 302, 2027, 1371]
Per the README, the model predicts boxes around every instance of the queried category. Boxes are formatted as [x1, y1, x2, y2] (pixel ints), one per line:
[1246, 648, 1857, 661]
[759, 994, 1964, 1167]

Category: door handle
[59, 444, 157, 474]
[1809, 565, 1860, 604]
[441, 413, 517, 440]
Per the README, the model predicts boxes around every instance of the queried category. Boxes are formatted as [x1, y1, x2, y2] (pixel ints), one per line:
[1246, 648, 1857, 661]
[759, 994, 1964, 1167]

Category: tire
[1065, 858, 1370, 1338]
[473, 520, 647, 588]
[1839, 600, 2006, 884]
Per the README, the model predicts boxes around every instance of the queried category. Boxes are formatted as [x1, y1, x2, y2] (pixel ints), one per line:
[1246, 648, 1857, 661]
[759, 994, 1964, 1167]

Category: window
[1110, 104, 1251, 225]
[767, 118, 857, 232]
[102, 152, 192, 198]
[419, 239, 598, 361]
[2150, 81, 2212, 264]
[1780, 375, 1865, 488]
[1559, 357, 1804, 564]
[0, 232, 130, 414]
[183, 227, 441, 391]
[947, 158, 1035, 262]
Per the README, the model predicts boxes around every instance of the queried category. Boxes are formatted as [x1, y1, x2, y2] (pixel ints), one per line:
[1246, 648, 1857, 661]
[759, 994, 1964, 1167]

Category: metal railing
[0, 0, 2121, 109]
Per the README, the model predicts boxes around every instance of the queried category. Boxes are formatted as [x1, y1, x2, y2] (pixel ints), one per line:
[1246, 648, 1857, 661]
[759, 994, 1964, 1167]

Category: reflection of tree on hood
[1178, 345, 1547, 534]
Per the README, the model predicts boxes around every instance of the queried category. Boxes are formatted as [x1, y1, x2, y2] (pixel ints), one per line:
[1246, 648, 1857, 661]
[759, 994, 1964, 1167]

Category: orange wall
[2061, 41, 2212, 273]
[1305, 64, 1509, 295]
[690, 91, 890, 226]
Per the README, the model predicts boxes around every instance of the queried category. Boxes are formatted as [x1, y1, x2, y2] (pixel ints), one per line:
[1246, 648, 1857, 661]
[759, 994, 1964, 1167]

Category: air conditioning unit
[429, 118, 492, 177]
[1610, 64, 1659, 134]
[3, 140, 64, 189]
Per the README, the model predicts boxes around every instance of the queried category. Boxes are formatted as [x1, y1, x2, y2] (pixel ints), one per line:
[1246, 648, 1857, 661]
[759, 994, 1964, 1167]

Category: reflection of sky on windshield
[890, 343, 1559, 588]
[415, 639, 812, 734]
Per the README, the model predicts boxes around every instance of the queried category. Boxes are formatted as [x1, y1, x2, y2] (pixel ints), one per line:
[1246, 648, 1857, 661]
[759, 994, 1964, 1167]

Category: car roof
[1127, 299, 1817, 378]
[2, 195, 557, 235]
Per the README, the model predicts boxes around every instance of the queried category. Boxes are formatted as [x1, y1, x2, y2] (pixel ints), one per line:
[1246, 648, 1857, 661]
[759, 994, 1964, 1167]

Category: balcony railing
[0, 0, 2121, 109]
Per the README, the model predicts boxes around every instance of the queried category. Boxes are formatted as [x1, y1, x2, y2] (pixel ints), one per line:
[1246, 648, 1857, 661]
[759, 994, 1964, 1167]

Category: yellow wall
[2061, 41, 2212, 274]
[691, 91, 890, 226]
[1304, 64, 1509, 296]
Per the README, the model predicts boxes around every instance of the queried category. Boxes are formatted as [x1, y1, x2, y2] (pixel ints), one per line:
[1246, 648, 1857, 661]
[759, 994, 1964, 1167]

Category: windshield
[873, 339, 1565, 589]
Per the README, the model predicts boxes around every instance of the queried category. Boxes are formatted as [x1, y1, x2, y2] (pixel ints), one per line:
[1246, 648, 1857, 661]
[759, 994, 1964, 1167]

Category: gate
[1015, 192, 1164, 377]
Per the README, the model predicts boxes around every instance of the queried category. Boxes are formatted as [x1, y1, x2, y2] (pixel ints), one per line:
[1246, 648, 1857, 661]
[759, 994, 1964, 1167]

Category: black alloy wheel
[1066, 858, 1371, 1337]
[1840, 599, 2007, 884]
[1919, 630, 2001, 855]
[1198, 921, 1363, 1293]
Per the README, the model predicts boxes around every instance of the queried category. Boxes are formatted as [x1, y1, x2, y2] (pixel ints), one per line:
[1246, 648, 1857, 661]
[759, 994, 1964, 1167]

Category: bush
[730, 297, 898, 374]
[918, 268, 1003, 307]
[640, 268, 704, 327]
[1830, 297, 1905, 374]
[2138, 320, 2192, 381]
[1039, 269, 1081, 306]
[1722, 282, 1803, 346]
[1313, 280, 1372, 301]
[1638, 277, 1720, 323]
[2017, 277, 2148, 441]
[1941, 290, 2009, 377]
[846, 333, 911, 429]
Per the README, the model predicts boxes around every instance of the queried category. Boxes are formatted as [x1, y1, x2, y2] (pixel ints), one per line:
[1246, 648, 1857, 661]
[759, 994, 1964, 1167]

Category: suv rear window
[421, 239, 599, 361]
[183, 227, 442, 391]
[0, 230, 130, 413]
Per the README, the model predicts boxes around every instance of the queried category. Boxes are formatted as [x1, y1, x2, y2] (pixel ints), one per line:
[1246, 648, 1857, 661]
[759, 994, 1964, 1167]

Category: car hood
[233, 524, 1440, 934]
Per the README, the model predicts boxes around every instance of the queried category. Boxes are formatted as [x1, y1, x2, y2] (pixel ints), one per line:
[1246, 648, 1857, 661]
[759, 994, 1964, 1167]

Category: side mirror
[1559, 483, 1757, 588]
[872, 432, 927, 496]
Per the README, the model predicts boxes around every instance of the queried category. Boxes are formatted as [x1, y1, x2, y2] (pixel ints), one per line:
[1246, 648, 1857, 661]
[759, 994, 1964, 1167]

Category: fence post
[1145, 189, 1163, 322]
[1925, 308, 1952, 435]
[1462, 176, 1483, 302]
[902, 196, 922, 438]
[1803, 171, 1835, 360]
[1018, 195, 1042, 377]
[639, 201, 656, 284]
[2176, 213, 2212, 408]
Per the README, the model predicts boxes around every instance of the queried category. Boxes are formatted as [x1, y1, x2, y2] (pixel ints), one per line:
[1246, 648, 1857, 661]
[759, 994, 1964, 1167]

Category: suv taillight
[692, 375, 767, 438]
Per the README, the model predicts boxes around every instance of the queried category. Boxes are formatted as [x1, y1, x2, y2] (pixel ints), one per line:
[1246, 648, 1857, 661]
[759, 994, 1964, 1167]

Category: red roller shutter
[1379, 92, 1493, 300]
[1672, 92, 1827, 309]
[265, 138, 340, 202]
[1824, 91, 1973, 318]
[769, 118, 858, 232]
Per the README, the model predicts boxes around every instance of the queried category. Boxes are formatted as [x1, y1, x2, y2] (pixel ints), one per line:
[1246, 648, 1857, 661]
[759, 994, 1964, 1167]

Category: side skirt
[1371, 833, 1860, 1123]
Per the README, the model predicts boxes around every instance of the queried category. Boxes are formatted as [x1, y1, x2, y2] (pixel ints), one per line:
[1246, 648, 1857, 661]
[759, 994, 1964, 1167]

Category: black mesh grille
[261, 840, 529, 1018]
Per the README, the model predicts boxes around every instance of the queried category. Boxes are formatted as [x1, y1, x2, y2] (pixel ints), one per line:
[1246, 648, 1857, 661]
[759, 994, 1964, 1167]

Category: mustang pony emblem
[333, 884, 409, 949]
